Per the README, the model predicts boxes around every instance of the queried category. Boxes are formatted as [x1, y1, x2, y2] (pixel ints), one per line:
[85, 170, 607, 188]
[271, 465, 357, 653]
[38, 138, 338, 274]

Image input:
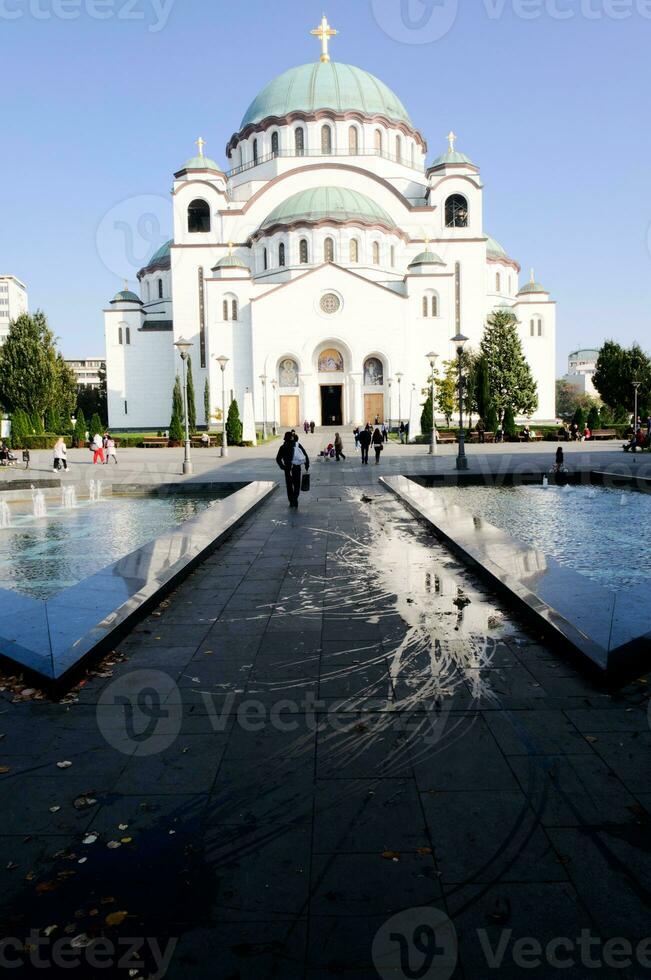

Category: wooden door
[279, 395, 300, 428]
[364, 394, 384, 425]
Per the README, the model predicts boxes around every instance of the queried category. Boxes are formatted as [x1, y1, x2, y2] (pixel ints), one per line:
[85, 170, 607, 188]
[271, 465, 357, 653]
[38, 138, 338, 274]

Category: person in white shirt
[105, 437, 118, 465]
[53, 437, 68, 472]
[276, 431, 310, 508]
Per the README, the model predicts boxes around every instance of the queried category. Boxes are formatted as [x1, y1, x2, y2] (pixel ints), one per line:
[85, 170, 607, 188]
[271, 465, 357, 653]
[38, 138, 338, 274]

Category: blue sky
[1, 0, 650, 372]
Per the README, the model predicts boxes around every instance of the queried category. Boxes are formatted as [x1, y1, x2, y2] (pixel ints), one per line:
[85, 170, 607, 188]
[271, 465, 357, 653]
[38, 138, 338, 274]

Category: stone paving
[0, 431, 650, 978]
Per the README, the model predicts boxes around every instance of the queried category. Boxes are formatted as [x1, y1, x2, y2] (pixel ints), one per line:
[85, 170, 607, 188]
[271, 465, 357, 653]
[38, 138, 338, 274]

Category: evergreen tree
[420, 391, 433, 436]
[485, 402, 498, 433]
[169, 376, 184, 442]
[475, 355, 491, 421]
[587, 405, 601, 431]
[186, 356, 197, 433]
[203, 378, 211, 428]
[10, 409, 30, 447]
[0, 312, 59, 417]
[503, 405, 517, 439]
[480, 311, 538, 420]
[226, 399, 243, 445]
[593, 340, 651, 419]
[436, 361, 457, 426]
[572, 407, 585, 431]
[89, 413, 103, 438]
[53, 354, 77, 426]
[31, 411, 44, 434]
[45, 406, 60, 433]
[74, 408, 87, 446]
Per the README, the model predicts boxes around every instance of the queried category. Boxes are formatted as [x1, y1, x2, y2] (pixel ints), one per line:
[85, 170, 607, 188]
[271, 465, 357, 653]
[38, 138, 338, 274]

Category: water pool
[430, 484, 651, 592]
[0, 493, 217, 598]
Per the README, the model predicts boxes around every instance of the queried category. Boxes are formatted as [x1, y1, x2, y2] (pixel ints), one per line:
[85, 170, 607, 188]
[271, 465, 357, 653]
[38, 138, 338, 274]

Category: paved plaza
[0, 433, 650, 978]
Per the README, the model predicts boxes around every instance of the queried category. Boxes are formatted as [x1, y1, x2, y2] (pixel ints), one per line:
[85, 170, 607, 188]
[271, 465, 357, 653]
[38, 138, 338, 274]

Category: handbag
[301, 472, 311, 492]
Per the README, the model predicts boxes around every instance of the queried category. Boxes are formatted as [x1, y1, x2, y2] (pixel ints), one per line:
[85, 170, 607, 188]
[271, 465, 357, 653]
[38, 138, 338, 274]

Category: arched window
[538, 318, 543, 337]
[278, 242, 286, 267]
[295, 127, 305, 156]
[125, 326, 131, 345]
[445, 194, 468, 228]
[423, 292, 438, 317]
[232, 299, 238, 322]
[145, 281, 150, 301]
[223, 295, 238, 321]
[396, 135, 402, 162]
[390, 245, 396, 267]
[348, 126, 359, 154]
[253, 138, 259, 163]
[350, 238, 359, 263]
[422, 296, 429, 318]
[158, 278, 163, 299]
[263, 247, 268, 271]
[118, 326, 123, 345]
[411, 143, 416, 168]
[299, 238, 309, 264]
[321, 125, 332, 154]
[374, 129, 383, 154]
[496, 272, 501, 293]
[324, 237, 335, 262]
[431, 294, 438, 317]
[372, 241, 380, 265]
[223, 299, 229, 321]
[187, 199, 210, 233]
[271, 131, 279, 155]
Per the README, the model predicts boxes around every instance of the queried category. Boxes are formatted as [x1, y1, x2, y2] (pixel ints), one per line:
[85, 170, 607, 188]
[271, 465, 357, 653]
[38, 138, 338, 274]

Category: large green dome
[241, 62, 413, 129]
[260, 187, 396, 232]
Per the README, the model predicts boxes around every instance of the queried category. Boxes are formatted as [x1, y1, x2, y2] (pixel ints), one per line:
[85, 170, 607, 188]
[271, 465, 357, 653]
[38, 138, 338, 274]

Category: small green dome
[261, 187, 395, 232]
[214, 254, 250, 270]
[486, 236, 507, 258]
[147, 240, 173, 266]
[519, 280, 546, 294]
[431, 148, 475, 168]
[111, 289, 142, 304]
[241, 62, 413, 129]
[409, 250, 445, 267]
[179, 154, 220, 172]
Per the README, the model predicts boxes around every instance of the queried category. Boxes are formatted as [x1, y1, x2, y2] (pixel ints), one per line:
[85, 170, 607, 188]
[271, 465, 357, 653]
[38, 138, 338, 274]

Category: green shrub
[587, 406, 601, 431]
[572, 406, 585, 431]
[89, 413, 104, 439]
[503, 406, 517, 439]
[226, 399, 243, 446]
[23, 434, 60, 450]
[74, 409, 87, 446]
[10, 409, 30, 447]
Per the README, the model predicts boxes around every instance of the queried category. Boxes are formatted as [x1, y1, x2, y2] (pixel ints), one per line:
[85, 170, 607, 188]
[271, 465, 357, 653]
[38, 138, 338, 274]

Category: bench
[142, 437, 170, 448]
[436, 434, 456, 445]
[518, 433, 544, 442]
[590, 430, 617, 440]
[468, 432, 495, 444]
[191, 437, 213, 448]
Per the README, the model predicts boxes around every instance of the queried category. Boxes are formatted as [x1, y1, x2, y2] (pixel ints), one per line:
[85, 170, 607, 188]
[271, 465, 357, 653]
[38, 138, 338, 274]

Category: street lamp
[395, 371, 404, 437]
[387, 378, 393, 432]
[216, 355, 229, 458]
[174, 336, 193, 475]
[271, 379, 277, 435]
[259, 374, 268, 441]
[451, 332, 469, 471]
[426, 351, 438, 456]
[633, 381, 641, 433]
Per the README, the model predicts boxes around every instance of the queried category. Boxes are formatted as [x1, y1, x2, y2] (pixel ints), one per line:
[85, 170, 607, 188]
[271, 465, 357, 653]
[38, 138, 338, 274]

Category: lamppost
[271, 379, 277, 435]
[395, 371, 403, 430]
[216, 355, 229, 458]
[426, 351, 438, 456]
[259, 374, 269, 441]
[451, 332, 469, 471]
[174, 337, 193, 475]
[387, 378, 393, 432]
[633, 381, 641, 432]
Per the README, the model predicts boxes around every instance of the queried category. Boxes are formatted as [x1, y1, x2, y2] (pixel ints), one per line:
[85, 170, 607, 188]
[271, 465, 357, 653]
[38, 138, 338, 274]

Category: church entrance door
[280, 395, 300, 428]
[320, 385, 343, 426]
[364, 394, 384, 425]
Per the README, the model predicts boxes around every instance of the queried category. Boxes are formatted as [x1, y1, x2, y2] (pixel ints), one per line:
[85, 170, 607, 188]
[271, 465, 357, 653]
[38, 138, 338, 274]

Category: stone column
[299, 373, 314, 425]
[349, 372, 363, 425]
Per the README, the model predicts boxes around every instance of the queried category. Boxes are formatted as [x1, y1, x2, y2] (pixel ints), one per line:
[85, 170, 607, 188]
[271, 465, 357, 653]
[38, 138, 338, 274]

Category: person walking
[476, 418, 485, 444]
[353, 426, 360, 450]
[358, 425, 372, 465]
[372, 427, 384, 464]
[91, 433, 104, 465]
[303, 420, 309, 435]
[334, 432, 346, 462]
[382, 421, 389, 443]
[399, 421, 406, 445]
[105, 436, 118, 464]
[276, 431, 310, 509]
[309, 421, 315, 434]
[53, 437, 68, 472]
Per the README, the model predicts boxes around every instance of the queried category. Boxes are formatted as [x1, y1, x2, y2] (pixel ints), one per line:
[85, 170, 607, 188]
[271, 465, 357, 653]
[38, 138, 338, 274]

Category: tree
[89, 413, 103, 438]
[475, 355, 491, 421]
[226, 399, 243, 445]
[593, 340, 651, 419]
[485, 402, 498, 433]
[53, 354, 77, 425]
[480, 311, 538, 420]
[186, 356, 197, 433]
[555, 379, 599, 420]
[503, 405, 517, 439]
[0, 312, 59, 417]
[76, 363, 107, 427]
[572, 406, 585, 432]
[31, 411, 44, 435]
[203, 378, 211, 429]
[436, 361, 457, 426]
[587, 405, 601, 431]
[169, 376, 184, 443]
[420, 391, 433, 436]
[45, 406, 60, 433]
[10, 409, 30, 447]
[74, 408, 87, 446]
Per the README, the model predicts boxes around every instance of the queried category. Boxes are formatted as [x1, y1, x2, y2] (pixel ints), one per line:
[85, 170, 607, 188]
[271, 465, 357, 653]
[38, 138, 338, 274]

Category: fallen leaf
[105, 911, 128, 927]
[56, 761, 72, 770]
[82, 834, 98, 846]
[49, 806, 61, 814]
[70, 935, 91, 949]
[118, 824, 128, 831]
[381, 851, 400, 861]
[416, 847, 433, 856]
[43, 926, 58, 937]
[107, 841, 121, 850]
[120, 837, 133, 844]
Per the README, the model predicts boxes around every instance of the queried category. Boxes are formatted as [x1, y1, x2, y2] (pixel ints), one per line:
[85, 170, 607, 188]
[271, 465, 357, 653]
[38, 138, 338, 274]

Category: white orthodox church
[104, 17, 556, 432]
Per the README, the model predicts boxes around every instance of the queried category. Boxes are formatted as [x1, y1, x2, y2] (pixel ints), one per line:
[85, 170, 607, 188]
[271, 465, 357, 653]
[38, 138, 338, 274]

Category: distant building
[66, 358, 105, 388]
[563, 348, 599, 397]
[0, 274, 28, 344]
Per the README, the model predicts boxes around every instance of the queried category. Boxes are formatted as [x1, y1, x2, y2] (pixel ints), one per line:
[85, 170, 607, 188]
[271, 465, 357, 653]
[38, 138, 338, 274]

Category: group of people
[353, 424, 386, 465]
[90, 433, 118, 465]
[302, 421, 316, 435]
[623, 417, 651, 453]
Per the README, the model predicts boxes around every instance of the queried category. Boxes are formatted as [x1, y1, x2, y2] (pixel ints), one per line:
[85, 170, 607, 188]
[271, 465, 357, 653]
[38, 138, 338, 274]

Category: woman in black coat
[372, 427, 384, 465]
[276, 432, 310, 508]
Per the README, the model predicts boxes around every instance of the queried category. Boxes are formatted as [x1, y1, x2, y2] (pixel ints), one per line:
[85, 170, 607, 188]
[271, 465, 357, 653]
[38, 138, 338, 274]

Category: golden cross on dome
[311, 14, 338, 63]
[196, 136, 205, 157]
[228, 241, 234, 256]
[447, 131, 457, 153]
[123, 278, 129, 292]
[530, 268, 535, 283]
